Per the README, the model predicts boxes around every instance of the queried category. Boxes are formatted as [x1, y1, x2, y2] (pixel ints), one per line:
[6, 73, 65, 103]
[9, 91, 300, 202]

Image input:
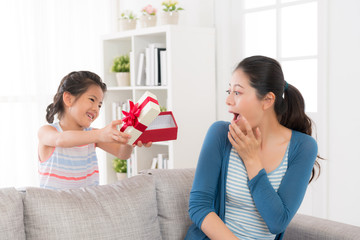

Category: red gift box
[134, 111, 178, 144]
[120, 91, 160, 145]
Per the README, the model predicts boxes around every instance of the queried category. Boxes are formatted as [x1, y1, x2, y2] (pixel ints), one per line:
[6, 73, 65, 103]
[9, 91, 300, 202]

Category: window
[0, 0, 112, 188]
[242, 0, 318, 112]
[241, 0, 328, 217]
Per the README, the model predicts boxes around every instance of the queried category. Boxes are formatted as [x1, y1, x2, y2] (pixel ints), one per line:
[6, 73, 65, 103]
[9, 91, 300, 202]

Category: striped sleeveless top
[38, 122, 99, 190]
[225, 144, 289, 239]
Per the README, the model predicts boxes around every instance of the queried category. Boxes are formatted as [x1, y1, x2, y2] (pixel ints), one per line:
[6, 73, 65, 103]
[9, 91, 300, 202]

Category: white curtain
[0, 0, 113, 188]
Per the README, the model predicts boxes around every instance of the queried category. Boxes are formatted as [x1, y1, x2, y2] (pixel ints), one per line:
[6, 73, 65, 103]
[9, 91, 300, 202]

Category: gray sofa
[1, 168, 359, 239]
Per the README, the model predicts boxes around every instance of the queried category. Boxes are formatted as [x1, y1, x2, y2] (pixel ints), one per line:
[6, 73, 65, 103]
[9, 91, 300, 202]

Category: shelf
[101, 25, 216, 185]
[102, 25, 215, 40]
[107, 86, 168, 91]
[152, 141, 170, 146]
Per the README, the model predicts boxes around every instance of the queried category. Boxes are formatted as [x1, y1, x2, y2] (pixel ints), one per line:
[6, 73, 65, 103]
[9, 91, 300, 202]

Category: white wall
[117, 0, 360, 226]
[117, 0, 214, 28]
[214, 0, 243, 122]
[213, 0, 360, 227]
[327, 0, 360, 226]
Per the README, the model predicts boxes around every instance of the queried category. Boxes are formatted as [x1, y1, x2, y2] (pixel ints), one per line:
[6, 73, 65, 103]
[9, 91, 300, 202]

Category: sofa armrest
[284, 214, 360, 240]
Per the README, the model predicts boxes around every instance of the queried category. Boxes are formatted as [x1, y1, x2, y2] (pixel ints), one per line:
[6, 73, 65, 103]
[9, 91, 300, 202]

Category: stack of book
[111, 100, 130, 121]
[150, 153, 169, 169]
[136, 43, 167, 86]
[126, 154, 137, 178]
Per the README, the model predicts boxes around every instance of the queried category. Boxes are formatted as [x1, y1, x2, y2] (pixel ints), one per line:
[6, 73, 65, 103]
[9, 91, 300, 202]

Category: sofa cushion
[23, 175, 161, 240]
[0, 187, 26, 240]
[284, 214, 360, 240]
[142, 168, 195, 240]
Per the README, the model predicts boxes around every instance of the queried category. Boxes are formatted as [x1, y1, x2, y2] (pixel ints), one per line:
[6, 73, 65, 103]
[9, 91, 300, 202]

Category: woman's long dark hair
[235, 55, 321, 183]
[46, 71, 107, 123]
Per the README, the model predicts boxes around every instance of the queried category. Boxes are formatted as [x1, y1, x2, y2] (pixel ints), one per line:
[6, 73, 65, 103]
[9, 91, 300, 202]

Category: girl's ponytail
[46, 91, 65, 123]
[46, 103, 55, 123]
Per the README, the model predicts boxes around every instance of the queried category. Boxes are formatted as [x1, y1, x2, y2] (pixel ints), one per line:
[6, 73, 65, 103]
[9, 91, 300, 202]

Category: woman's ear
[262, 92, 275, 110]
[63, 91, 74, 107]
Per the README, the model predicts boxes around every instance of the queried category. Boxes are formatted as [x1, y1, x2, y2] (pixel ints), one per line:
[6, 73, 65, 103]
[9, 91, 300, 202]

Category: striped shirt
[225, 144, 289, 239]
[38, 122, 99, 190]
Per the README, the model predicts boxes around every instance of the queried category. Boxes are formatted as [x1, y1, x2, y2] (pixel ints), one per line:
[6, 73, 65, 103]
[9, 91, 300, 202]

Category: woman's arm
[248, 135, 318, 234]
[228, 117, 318, 234]
[201, 213, 238, 240]
[188, 121, 236, 239]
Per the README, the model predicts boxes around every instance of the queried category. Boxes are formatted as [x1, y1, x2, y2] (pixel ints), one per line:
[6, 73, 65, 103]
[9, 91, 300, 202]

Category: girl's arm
[96, 142, 133, 160]
[97, 140, 152, 160]
[38, 120, 130, 148]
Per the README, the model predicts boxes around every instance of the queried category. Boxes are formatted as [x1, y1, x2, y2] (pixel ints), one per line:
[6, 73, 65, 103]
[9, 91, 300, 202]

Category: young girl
[186, 56, 320, 240]
[38, 71, 151, 190]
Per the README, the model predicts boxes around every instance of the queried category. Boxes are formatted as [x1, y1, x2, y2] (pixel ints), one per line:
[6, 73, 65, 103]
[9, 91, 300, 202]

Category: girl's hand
[133, 141, 152, 148]
[228, 116, 262, 164]
[99, 120, 131, 144]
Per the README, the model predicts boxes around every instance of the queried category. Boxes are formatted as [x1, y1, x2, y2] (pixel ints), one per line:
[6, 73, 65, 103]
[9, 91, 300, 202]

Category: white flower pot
[116, 72, 130, 86]
[159, 11, 179, 25]
[116, 172, 127, 181]
[118, 19, 136, 31]
[139, 15, 157, 28]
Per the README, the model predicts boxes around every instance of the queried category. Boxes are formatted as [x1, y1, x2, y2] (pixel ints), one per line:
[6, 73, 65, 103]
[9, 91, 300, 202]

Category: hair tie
[284, 81, 289, 91]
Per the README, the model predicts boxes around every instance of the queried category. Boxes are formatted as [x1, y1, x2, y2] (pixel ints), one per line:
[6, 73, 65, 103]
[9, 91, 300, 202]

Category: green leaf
[111, 54, 130, 72]
[113, 158, 127, 173]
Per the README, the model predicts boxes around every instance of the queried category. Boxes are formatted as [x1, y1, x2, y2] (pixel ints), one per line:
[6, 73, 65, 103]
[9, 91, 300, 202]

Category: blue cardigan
[185, 121, 318, 240]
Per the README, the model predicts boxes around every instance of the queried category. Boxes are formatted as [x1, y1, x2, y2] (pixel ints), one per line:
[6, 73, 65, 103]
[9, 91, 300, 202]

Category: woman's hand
[228, 116, 263, 179]
[98, 120, 131, 144]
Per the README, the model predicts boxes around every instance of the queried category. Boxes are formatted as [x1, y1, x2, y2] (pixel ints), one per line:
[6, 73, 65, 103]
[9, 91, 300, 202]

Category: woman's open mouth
[232, 112, 241, 122]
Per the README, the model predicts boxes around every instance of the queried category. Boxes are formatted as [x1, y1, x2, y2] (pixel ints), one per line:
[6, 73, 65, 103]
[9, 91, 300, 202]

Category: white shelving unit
[100, 25, 216, 184]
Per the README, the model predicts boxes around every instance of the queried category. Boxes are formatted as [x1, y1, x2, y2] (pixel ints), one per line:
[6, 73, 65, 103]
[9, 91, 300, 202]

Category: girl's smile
[65, 84, 104, 129]
[86, 112, 96, 121]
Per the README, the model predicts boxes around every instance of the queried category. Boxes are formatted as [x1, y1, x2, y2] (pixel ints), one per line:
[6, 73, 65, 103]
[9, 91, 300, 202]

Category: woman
[186, 56, 320, 240]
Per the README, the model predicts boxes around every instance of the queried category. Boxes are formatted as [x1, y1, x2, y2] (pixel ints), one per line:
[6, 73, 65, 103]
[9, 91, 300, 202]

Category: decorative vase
[116, 172, 127, 181]
[139, 15, 157, 28]
[116, 72, 130, 86]
[159, 11, 179, 25]
[118, 18, 136, 31]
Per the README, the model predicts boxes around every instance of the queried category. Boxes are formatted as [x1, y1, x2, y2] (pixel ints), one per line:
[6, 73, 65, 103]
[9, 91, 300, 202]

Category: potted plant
[111, 54, 130, 86]
[139, 5, 157, 28]
[113, 158, 127, 180]
[160, 105, 167, 112]
[159, 0, 184, 25]
[118, 10, 137, 31]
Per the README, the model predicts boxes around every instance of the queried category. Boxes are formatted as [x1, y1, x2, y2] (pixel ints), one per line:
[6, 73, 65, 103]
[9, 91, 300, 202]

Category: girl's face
[68, 84, 104, 128]
[226, 69, 264, 131]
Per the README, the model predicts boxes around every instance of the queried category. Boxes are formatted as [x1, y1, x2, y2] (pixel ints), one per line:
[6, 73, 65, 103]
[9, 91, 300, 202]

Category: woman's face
[226, 69, 264, 131]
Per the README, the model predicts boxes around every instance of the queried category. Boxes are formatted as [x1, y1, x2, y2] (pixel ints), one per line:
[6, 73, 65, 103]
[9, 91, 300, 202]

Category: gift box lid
[135, 111, 178, 144]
